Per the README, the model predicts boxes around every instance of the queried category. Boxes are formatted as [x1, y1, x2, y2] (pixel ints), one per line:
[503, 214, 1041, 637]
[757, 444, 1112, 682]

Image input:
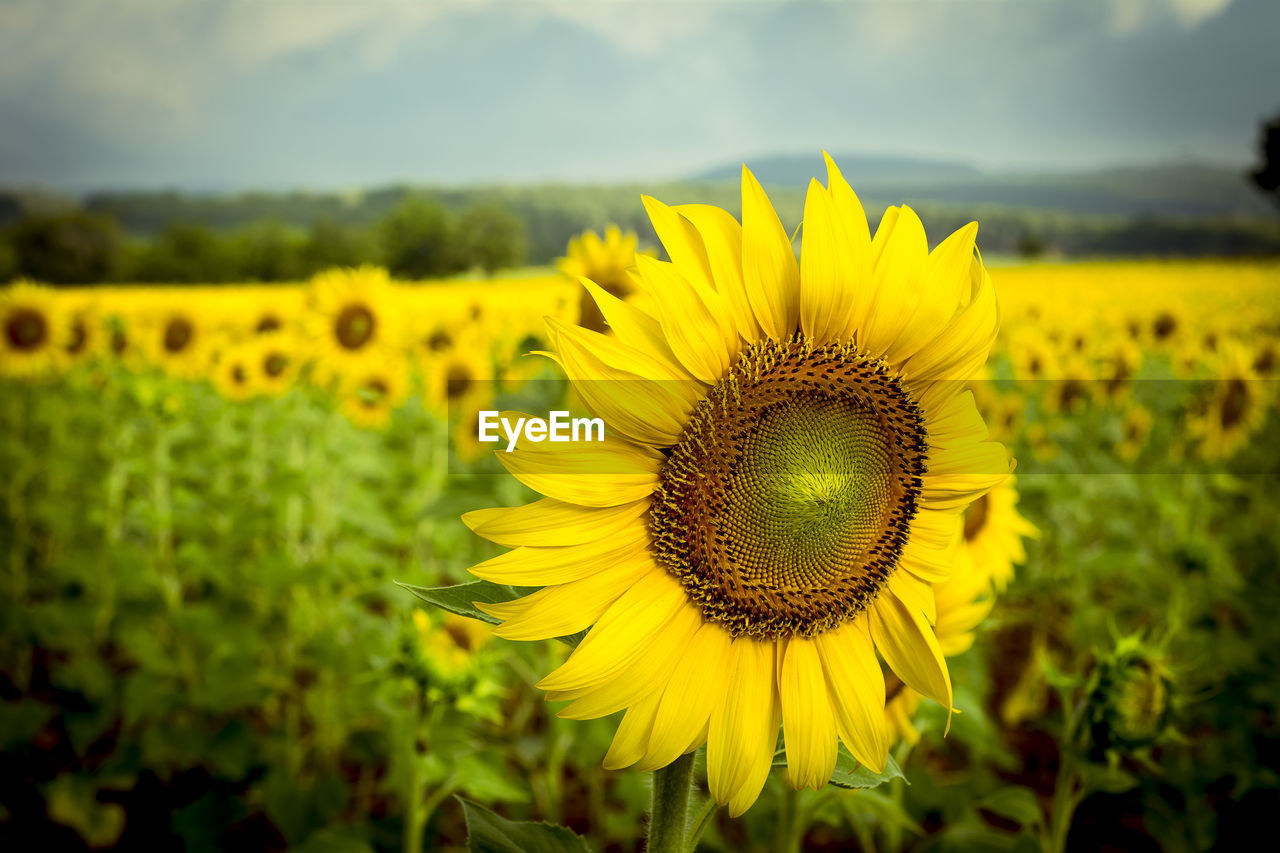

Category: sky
[0, 0, 1276, 191]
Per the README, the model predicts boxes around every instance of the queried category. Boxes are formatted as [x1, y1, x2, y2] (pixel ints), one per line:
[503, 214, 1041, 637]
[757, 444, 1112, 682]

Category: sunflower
[885, 545, 994, 746]
[1116, 403, 1153, 462]
[413, 610, 493, 682]
[1189, 340, 1271, 461]
[558, 226, 651, 333]
[464, 156, 1009, 814]
[1, 281, 69, 379]
[143, 307, 213, 379]
[304, 265, 404, 386]
[424, 338, 494, 421]
[961, 476, 1037, 593]
[252, 332, 302, 397]
[213, 341, 258, 402]
[338, 354, 411, 430]
[1095, 336, 1142, 407]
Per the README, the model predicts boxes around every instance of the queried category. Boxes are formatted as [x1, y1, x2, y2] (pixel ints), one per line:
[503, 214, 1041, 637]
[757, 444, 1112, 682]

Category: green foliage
[6, 210, 125, 284]
[458, 797, 591, 853]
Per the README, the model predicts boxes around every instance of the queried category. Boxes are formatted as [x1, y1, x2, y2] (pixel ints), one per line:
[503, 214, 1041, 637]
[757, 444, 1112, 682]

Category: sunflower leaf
[395, 581, 584, 647]
[457, 796, 592, 853]
[771, 743, 906, 789]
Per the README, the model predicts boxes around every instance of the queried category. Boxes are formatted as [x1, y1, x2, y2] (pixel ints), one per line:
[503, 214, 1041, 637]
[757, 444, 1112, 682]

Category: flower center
[650, 338, 927, 639]
[1220, 378, 1248, 429]
[6, 309, 47, 351]
[163, 318, 194, 353]
[335, 304, 375, 349]
[264, 352, 288, 377]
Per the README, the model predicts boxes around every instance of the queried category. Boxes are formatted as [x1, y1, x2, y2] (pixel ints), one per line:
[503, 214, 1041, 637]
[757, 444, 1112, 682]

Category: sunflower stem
[648, 752, 695, 853]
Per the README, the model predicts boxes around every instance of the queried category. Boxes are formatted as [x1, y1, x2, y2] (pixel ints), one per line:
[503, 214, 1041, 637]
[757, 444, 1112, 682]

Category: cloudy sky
[0, 0, 1276, 191]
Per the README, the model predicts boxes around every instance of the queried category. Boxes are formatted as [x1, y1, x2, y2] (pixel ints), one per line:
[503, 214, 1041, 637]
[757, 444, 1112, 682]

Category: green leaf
[457, 797, 591, 853]
[772, 743, 906, 789]
[396, 580, 517, 626]
[976, 786, 1044, 829]
[396, 580, 584, 646]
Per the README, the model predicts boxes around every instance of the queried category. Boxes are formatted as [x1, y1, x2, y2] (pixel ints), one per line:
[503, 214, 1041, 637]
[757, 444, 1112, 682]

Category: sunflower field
[3, 181, 1280, 853]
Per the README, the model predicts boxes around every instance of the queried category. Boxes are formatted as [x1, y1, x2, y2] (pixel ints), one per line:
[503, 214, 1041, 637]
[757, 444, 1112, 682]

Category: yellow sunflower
[558, 226, 652, 332]
[338, 354, 411, 430]
[413, 610, 493, 682]
[212, 342, 258, 402]
[464, 155, 1009, 814]
[885, 545, 994, 746]
[252, 332, 302, 397]
[423, 337, 494, 421]
[1190, 340, 1271, 461]
[1116, 403, 1153, 462]
[304, 265, 404, 386]
[143, 307, 213, 379]
[1, 281, 69, 378]
[961, 476, 1037, 593]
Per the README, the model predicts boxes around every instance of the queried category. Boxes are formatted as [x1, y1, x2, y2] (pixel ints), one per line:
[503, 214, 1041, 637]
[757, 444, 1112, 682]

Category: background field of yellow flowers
[3, 0, 1280, 851]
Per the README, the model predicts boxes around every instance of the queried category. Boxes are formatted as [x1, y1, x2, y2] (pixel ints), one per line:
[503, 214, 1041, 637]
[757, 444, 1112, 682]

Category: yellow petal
[883, 222, 979, 365]
[799, 179, 851, 346]
[640, 621, 733, 770]
[496, 412, 661, 507]
[642, 194, 715, 295]
[676, 203, 759, 343]
[888, 570, 937, 625]
[633, 254, 733, 383]
[547, 315, 691, 382]
[815, 618, 888, 772]
[870, 590, 952, 711]
[859, 206, 928, 361]
[578, 277, 679, 364]
[558, 599, 703, 720]
[822, 152, 875, 341]
[727, 695, 781, 818]
[780, 636, 839, 790]
[467, 521, 649, 585]
[603, 690, 662, 771]
[708, 637, 778, 809]
[477, 551, 654, 641]
[462, 497, 648, 547]
[546, 330, 696, 448]
[904, 257, 999, 383]
[536, 567, 685, 693]
[741, 165, 799, 340]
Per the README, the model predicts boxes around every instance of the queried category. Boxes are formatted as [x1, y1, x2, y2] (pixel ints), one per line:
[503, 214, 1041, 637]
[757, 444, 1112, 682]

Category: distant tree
[0, 238, 15, 283]
[130, 223, 237, 283]
[455, 202, 526, 274]
[1017, 230, 1047, 258]
[378, 197, 460, 279]
[233, 220, 307, 282]
[300, 218, 381, 274]
[7, 211, 125, 284]
[1251, 112, 1280, 208]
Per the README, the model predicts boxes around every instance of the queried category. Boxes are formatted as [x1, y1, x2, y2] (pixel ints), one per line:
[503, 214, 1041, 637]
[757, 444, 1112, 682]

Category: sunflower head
[305, 266, 403, 384]
[339, 354, 411, 429]
[213, 342, 258, 402]
[1, 281, 69, 378]
[462, 154, 1012, 814]
[558, 226, 651, 333]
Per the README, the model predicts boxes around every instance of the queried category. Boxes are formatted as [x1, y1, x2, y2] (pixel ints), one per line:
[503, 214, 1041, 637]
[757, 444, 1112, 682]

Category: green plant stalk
[648, 752, 695, 853]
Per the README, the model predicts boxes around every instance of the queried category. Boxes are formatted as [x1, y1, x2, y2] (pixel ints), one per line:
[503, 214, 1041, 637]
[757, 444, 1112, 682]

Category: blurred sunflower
[338, 354, 410, 430]
[558, 226, 650, 333]
[213, 342, 257, 402]
[1096, 336, 1142, 406]
[1190, 340, 1270, 460]
[465, 155, 1009, 814]
[413, 610, 493, 682]
[60, 304, 101, 368]
[304, 266, 403, 385]
[962, 477, 1037, 592]
[1116, 403, 1153, 462]
[885, 545, 994, 746]
[424, 339, 493, 420]
[1, 281, 68, 378]
[252, 333, 302, 397]
[144, 308, 213, 379]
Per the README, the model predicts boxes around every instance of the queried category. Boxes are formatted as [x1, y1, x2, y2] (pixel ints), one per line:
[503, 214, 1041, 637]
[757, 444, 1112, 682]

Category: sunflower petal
[780, 636, 839, 790]
[799, 179, 849, 346]
[741, 165, 800, 340]
[466, 522, 649, 586]
[633, 255, 733, 383]
[870, 589, 953, 710]
[676, 203, 759, 343]
[816, 618, 888, 772]
[462, 498, 648, 547]
[641, 621, 733, 770]
[603, 691, 662, 771]
[708, 637, 779, 811]
[860, 206, 929, 361]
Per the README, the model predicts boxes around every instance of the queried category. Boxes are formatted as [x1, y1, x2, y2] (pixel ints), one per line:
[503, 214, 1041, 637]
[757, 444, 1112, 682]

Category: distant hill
[688, 155, 1273, 219]
[689, 153, 982, 186]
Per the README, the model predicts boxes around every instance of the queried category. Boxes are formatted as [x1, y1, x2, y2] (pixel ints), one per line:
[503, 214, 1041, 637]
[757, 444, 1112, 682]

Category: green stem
[685, 796, 718, 852]
[648, 752, 696, 853]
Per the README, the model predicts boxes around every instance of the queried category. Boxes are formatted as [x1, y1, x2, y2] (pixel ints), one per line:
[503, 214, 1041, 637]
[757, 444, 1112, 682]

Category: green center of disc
[650, 337, 927, 639]
[728, 394, 893, 590]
